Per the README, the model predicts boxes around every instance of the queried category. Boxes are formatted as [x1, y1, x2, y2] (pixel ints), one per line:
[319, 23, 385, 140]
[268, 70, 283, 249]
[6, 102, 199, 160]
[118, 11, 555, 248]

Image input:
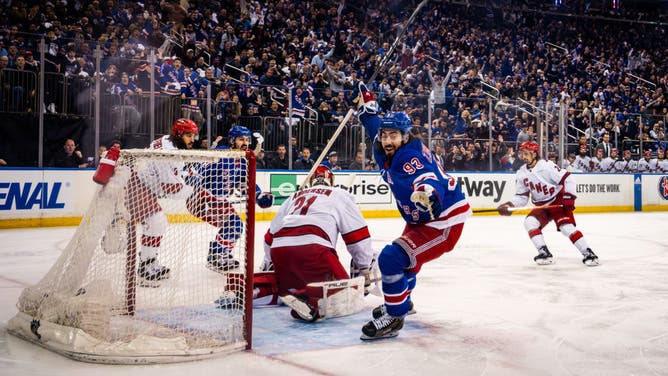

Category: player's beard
[171, 135, 191, 150]
[383, 144, 397, 158]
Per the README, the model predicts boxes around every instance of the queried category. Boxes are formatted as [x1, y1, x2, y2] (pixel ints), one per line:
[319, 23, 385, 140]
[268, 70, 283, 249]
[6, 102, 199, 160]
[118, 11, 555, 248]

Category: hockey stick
[299, 0, 430, 190]
[473, 204, 564, 214]
[299, 109, 355, 189]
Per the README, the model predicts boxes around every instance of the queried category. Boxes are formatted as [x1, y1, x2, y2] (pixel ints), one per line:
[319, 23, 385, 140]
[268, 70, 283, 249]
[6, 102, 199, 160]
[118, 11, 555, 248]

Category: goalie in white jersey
[497, 141, 599, 266]
[216, 165, 376, 322]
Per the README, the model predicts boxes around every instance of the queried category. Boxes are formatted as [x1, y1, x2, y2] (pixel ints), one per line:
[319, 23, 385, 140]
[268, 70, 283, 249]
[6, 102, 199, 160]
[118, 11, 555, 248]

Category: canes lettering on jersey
[515, 160, 568, 206]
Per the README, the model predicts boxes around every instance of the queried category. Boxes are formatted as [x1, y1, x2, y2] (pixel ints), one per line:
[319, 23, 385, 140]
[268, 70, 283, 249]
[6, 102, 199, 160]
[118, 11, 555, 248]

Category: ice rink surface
[1, 212, 668, 376]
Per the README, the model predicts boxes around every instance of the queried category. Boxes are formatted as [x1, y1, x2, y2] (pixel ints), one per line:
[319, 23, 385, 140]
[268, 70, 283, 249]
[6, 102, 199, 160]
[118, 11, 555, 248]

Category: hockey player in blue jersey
[355, 83, 472, 340]
[186, 125, 274, 272]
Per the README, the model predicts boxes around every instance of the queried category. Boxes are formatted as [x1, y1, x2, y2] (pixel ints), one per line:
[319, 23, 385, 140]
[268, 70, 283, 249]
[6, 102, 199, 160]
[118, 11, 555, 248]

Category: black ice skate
[372, 301, 416, 319]
[582, 248, 600, 266]
[138, 258, 170, 287]
[360, 313, 404, 340]
[533, 246, 554, 265]
[207, 242, 240, 273]
[214, 290, 243, 309]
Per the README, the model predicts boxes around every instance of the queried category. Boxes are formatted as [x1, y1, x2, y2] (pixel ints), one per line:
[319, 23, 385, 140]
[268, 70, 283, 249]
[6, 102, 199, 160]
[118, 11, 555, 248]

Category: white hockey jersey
[148, 135, 178, 151]
[613, 158, 638, 173]
[573, 155, 591, 172]
[510, 159, 575, 207]
[136, 135, 189, 196]
[599, 157, 617, 172]
[656, 158, 668, 173]
[264, 185, 374, 268]
[637, 158, 657, 173]
[588, 157, 603, 172]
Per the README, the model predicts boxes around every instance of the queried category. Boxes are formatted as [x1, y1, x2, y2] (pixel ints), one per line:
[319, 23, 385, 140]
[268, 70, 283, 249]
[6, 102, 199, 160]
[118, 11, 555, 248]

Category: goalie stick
[473, 204, 564, 214]
[299, 0, 430, 190]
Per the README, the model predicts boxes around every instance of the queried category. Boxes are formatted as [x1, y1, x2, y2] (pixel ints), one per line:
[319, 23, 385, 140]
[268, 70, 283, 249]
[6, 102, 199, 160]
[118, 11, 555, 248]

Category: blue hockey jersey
[360, 113, 471, 226]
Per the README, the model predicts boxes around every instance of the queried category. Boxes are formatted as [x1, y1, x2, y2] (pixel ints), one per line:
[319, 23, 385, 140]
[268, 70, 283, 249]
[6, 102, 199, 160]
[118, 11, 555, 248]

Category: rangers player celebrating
[497, 141, 599, 266]
[355, 83, 471, 340]
[126, 118, 197, 284]
[186, 125, 274, 272]
[227, 165, 376, 321]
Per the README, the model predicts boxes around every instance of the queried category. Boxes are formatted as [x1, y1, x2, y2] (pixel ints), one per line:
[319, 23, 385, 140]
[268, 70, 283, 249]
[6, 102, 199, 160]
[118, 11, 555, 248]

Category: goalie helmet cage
[7, 149, 256, 364]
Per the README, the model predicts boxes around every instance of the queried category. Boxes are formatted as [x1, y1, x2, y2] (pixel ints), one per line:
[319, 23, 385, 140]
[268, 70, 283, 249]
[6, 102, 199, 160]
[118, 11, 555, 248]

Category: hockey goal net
[7, 149, 256, 364]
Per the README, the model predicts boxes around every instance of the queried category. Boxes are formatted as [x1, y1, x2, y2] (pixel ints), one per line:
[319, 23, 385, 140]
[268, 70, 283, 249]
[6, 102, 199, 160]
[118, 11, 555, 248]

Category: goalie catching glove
[410, 184, 442, 221]
[259, 258, 274, 272]
[354, 82, 379, 116]
[350, 257, 376, 296]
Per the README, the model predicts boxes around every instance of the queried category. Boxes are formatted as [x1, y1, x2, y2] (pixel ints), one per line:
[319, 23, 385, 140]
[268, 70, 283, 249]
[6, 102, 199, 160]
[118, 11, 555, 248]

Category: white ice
[1, 212, 668, 376]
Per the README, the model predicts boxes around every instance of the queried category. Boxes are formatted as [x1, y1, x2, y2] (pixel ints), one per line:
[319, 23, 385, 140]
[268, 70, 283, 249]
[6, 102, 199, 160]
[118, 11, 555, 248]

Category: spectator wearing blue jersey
[321, 151, 341, 171]
[354, 83, 472, 340]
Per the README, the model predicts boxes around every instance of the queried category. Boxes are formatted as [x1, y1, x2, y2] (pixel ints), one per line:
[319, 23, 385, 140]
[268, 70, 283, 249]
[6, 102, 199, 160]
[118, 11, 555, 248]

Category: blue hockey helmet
[228, 125, 251, 144]
[379, 112, 412, 134]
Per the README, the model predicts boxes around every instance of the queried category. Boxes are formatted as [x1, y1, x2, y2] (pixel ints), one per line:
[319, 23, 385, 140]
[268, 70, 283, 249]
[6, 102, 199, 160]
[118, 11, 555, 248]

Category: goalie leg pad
[306, 277, 366, 319]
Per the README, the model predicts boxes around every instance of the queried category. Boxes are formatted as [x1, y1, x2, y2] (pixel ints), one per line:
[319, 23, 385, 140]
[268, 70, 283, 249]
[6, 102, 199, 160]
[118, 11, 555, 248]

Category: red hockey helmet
[171, 118, 198, 138]
[310, 165, 334, 187]
[519, 141, 539, 153]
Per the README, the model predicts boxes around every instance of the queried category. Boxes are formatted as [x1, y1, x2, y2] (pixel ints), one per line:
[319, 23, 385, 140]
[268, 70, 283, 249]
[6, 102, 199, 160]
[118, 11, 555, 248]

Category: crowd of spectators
[0, 0, 667, 172]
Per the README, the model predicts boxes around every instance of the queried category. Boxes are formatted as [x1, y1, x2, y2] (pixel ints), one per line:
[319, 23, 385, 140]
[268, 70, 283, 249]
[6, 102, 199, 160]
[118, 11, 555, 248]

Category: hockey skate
[533, 246, 554, 265]
[360, 313, 404, 340]
[207, 241, 240, 273]
[282, 294, 320, 323]
[138, 258, 170, 287]
[372, 301, 416, 319]
[582, 248, 600, 266]
[214, 290, 243, 309]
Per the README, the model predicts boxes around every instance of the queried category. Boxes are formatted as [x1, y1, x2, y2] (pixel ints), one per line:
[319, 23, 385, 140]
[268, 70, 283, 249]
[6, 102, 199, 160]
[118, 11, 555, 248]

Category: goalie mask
[310, 165, 334, 187]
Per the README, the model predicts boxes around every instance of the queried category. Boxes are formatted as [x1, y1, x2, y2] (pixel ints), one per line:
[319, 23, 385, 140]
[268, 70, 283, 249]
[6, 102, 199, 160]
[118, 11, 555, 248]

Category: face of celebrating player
[520, 149, 537, 168]
[181, 133, 196, 149]
[380, 129, 404, 158]
[234, 136, 250, 150]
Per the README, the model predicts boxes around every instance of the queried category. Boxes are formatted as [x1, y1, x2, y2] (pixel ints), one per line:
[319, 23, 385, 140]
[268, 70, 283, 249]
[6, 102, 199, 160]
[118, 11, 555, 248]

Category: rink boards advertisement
[0, 169, 666, 228]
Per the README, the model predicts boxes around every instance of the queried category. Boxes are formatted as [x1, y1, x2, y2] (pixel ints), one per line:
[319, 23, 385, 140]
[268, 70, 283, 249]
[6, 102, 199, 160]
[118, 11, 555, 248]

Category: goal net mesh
[8, 148, 255, 364]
